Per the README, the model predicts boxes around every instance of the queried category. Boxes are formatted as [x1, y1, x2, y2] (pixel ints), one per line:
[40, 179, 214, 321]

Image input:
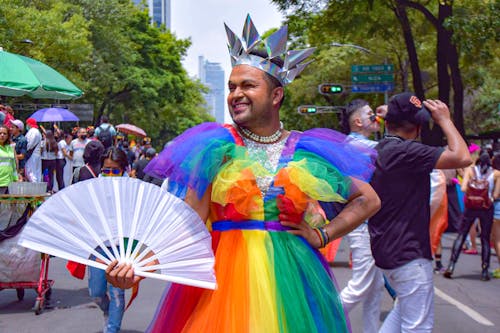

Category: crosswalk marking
[434, 287, 494, 326]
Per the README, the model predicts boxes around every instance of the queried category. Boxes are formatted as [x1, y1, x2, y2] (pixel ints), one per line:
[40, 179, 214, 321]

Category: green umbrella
[0, 48, 83, 100]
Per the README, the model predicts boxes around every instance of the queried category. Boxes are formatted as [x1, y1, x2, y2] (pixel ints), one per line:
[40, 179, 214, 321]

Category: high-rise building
[132, 0, 171, 29]
[199, 56, 225, 123]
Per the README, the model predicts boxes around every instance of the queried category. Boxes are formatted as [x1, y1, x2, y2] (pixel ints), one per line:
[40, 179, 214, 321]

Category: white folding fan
[18, 177, 216, 290]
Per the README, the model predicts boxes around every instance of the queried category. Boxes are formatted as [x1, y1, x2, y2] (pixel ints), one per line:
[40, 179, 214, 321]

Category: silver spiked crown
[225, 14, 316, 86]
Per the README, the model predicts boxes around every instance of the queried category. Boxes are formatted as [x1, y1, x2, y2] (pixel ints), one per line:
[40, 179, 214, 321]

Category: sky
[170, 0, 284, 120]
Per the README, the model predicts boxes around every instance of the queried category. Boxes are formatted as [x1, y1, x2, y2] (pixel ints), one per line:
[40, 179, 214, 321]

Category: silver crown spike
[264, 26, 288, 59]
[284, 48, 316, 71]
[225, 23, 243, 58]
[242, 14, 261, 51]
[225, 14, 315, 86]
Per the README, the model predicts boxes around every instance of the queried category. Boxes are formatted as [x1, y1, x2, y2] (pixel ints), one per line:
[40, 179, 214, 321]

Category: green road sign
[351, 73, 394, 84]
[351, 64, 394, 73]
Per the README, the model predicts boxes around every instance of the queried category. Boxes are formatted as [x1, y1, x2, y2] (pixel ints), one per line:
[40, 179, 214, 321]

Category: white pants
[341, 223, 384, 333]
[25, 155, 42, 183]
[380, 258, 434, 333]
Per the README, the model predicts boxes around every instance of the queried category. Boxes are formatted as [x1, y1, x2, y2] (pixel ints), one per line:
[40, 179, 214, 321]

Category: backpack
[464, 166, 492, 210]
[97, 125, 113, 148]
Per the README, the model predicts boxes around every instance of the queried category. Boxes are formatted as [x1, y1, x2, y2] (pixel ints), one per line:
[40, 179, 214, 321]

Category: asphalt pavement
[0, 232, 499, 332]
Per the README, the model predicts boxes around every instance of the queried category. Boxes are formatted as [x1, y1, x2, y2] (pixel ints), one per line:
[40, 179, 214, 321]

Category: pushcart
[0, 194, 53, 315]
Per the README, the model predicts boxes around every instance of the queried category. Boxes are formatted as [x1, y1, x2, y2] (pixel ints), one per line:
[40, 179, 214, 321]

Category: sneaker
[463, 248, 478, 255]
[492, 268, 500, 279]
[480, 269, 490, 281]
[434, 266, 446, 274]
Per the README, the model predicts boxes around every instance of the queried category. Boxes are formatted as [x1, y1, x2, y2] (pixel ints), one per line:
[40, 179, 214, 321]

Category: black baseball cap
[385, 92, 430, 125]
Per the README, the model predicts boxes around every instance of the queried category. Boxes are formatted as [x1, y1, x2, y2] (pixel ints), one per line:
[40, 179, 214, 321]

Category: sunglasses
[101, 168, 123, 176]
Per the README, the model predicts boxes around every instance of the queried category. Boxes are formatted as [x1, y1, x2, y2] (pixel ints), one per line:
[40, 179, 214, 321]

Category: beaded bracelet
[314, 227, 330, 248]
[313, 228, 324, 248]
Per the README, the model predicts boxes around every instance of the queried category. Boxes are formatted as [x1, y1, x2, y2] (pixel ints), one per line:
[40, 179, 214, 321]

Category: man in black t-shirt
[369, 93, 471, 332]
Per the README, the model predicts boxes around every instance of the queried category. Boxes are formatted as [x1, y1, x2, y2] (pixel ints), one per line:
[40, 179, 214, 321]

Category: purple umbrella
[29, 107, 79, 122]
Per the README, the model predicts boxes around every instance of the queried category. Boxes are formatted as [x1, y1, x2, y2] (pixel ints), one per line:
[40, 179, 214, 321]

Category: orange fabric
[182, 230, 250, 333]
[320, 237, 342, 263]
[274, 170, 310, 212]
[226, 169, 261, 216]
[429, 194, 448, 255]
[125, 282, 139, 311]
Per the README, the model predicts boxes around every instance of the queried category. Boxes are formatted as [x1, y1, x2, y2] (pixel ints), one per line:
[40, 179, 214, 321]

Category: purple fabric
[144, 123, 235, 199]
[211, 220, 291, 232]
[297, 128, 377, 182]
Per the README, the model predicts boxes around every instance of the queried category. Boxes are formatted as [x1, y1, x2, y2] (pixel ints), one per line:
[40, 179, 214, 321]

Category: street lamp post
[330, 42, 390, 104]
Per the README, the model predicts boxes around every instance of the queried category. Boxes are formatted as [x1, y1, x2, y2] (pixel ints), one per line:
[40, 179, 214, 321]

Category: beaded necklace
[238, 122, 283, 144]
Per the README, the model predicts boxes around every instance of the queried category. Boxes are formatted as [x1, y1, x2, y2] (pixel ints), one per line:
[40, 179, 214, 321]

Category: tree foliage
[0, 0, 211, 147]
[271, 0, 499, 138]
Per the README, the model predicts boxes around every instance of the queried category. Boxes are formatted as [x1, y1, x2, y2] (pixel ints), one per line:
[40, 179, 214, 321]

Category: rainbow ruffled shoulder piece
[270, 128, 376, 221]
[144, 122, 242, 199]
[295, 128, 376, 182]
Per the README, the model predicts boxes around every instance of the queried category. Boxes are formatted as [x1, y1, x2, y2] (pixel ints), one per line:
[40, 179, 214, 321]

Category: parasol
[0, 48, 83, 100]
[116, 124, 147, 137]
[29, 107, 79, 122]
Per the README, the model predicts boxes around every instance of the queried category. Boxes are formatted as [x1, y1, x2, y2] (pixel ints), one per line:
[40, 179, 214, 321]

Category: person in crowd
[130, 147, 155, 180]
[59, 133, 73, 187]
[88, 147, 128, 333]
[72, 140, 105, 183]
[491, 151, 500, 278]
[69, 127, 91, 174]
[24, 118, 42, 182]
[429, 169, 448, 273]
[1, 105, 15, 128]
[462, 144, 482, 254]
[369, 93, 471, 332]
[95, 115, 116, 149]
[121, 141, 136, 169]
[41, 130, 58, 193]
[339, 99, 384, 333]
[0, 124, 18, 193]
[442, 167, 461, 233]
[103, 16, 381, 333]
[9, 119, 27, 181]
[139, 137, 152, 159]
[444, 151, 495, 281]
[87, 126, 97, 141]
[55, 132, 68, 191]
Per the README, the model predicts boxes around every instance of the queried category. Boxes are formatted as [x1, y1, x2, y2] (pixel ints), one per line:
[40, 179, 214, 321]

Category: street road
[1, 232, 499, 332]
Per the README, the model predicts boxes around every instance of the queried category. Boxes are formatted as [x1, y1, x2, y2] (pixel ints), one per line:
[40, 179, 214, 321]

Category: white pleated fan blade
[18, 177, 216, 289]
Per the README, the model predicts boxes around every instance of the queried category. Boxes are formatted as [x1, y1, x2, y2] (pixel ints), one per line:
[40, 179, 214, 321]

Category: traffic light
[297, 106, 317, 114]
[318, 83, 344, 95]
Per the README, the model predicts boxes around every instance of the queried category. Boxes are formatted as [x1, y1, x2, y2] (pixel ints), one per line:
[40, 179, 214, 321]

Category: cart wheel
[34, 299, 43, 315]
[16, 288, 25, 301]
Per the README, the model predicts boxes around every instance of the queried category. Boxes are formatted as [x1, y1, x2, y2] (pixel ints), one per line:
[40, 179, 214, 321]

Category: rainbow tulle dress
[144, 123, 376, 333]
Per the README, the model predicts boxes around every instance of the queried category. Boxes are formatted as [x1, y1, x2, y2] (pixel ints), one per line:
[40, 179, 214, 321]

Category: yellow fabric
[244, 231, 280, 333]
[182, 230, 249, 333]
[212, 160, 268, 219]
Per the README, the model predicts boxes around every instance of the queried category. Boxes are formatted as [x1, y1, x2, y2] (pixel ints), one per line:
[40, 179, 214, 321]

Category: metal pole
[384, 57, 389, 105]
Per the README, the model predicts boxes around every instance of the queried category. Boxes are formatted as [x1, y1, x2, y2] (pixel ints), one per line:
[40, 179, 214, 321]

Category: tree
[0, 0, 212, 147]
[272, 0, 498, 140]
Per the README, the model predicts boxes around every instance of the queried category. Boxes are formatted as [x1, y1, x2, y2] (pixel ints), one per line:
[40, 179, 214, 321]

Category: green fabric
[123, 237, 139, 253]
[0, 50, 82, 99]
[293, 150, 351, 199]
[0, 144, 18, 186]
[270, 232, 348, 333]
